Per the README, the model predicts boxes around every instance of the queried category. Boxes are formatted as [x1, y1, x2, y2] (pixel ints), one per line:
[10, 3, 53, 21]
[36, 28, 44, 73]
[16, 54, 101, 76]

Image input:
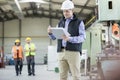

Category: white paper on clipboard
[51, 27, 70, 39]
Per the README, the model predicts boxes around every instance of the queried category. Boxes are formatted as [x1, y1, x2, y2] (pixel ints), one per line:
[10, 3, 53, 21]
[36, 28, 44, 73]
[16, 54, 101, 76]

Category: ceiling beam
[50, 1, 96, 10]
[0, 6, 91, 22]
[78, 0, 92, 17]
[24, 8, 30, 16]
[30, 2, 38, 16]
[84, 12, 96, 29]
[24, 13, 61, 19]
[23, 7, 89, 18]
[0, 9, 18, 18]
[10, 10, 18, 19]
[0, 7, 18, 21]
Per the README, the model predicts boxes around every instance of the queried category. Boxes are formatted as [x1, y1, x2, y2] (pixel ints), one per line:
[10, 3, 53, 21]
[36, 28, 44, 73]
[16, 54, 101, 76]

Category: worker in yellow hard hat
[25, 37, 31, 41]
[47, 0, 86, 80]
[24, 37, 36, 76]
[12, 39, 24, 76]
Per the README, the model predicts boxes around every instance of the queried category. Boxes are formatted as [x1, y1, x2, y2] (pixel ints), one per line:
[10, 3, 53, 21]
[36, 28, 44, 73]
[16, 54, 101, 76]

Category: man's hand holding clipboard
[47, 25, 70, 40]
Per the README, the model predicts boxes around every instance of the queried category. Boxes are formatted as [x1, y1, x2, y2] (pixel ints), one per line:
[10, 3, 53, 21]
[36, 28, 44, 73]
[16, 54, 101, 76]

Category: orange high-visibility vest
[12, 46, 23, 59]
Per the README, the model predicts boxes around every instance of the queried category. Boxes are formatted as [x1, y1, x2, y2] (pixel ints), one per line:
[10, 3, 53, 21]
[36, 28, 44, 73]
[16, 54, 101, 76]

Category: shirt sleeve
[68, 21, 86, 43]
[48, 33, 56, 40]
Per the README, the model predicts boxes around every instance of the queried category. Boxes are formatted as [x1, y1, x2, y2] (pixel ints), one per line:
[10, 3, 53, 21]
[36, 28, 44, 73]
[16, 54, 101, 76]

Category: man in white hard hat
[48, 0, 86, 80]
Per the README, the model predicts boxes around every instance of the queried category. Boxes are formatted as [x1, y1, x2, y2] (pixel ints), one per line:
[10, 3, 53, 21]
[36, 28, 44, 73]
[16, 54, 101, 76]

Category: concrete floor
[0, 65, 90, 80]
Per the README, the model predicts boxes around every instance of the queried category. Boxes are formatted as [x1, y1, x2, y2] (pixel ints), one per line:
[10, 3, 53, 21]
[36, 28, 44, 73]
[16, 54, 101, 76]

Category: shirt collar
[66, 15, 74, 20]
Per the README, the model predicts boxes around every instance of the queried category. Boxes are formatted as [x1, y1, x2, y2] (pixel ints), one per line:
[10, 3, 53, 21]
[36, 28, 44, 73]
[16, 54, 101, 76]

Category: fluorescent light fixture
[14, 0, 22, 13]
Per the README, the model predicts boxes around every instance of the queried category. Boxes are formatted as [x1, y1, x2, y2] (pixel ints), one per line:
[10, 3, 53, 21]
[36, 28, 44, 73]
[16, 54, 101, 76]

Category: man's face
[16, 42, 20, 46]
[26, 40, 30, 44]
[63, 9, 73, 19]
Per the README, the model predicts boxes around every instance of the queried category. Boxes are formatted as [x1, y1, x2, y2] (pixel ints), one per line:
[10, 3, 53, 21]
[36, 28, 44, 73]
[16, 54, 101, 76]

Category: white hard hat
[61, 0, 74, 10]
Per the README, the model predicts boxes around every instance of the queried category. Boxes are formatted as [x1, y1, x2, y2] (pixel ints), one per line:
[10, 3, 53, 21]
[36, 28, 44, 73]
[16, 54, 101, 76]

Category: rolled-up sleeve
[69, 21, 86, 43]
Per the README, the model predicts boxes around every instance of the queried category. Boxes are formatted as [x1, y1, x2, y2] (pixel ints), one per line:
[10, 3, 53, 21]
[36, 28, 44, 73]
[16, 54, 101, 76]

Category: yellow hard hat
[25, 37, 31, 41]
[15, 39, 20, 43]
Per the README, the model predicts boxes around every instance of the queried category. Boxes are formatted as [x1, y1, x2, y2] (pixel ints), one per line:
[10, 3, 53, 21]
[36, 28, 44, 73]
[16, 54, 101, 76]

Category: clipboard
[51, 27, 70, 39]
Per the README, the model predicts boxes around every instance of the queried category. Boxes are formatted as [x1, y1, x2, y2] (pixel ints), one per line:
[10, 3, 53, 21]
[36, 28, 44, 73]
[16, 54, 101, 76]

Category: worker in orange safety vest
[12, 39, 24, 76]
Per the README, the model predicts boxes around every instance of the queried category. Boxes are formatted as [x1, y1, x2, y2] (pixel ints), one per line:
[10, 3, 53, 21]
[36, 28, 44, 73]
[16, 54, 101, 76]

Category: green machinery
[82, 23, 107, 68]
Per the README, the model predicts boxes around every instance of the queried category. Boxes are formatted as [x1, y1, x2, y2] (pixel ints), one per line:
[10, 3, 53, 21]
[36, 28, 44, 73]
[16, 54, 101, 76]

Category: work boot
[28, 73, 31, 76]
[20, 71, 21, 75]
[33, 73, 35, 76]
[16, 73, 18, 76]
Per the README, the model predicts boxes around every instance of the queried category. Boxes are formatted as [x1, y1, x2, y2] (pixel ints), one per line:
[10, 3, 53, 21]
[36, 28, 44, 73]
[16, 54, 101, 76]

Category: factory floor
[0, 65, 90, 80]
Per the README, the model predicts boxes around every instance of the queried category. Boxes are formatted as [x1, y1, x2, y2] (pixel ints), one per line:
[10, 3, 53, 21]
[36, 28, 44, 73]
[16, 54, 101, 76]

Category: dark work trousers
[14, 58, 23, 75]
[26, 56, 35, 75]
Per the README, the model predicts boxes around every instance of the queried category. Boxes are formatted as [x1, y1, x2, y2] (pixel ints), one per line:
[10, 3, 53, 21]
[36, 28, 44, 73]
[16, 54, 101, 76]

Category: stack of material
[97, 46, 120, 80]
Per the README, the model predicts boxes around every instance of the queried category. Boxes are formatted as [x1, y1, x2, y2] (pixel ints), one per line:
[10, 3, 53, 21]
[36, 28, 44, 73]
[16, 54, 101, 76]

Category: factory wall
[0, 18, 59, 64]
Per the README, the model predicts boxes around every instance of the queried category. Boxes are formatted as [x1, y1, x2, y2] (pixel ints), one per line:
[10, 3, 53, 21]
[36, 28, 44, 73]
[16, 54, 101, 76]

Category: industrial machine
[96, 36, 120, 79]
[88, 0, 120, 79]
